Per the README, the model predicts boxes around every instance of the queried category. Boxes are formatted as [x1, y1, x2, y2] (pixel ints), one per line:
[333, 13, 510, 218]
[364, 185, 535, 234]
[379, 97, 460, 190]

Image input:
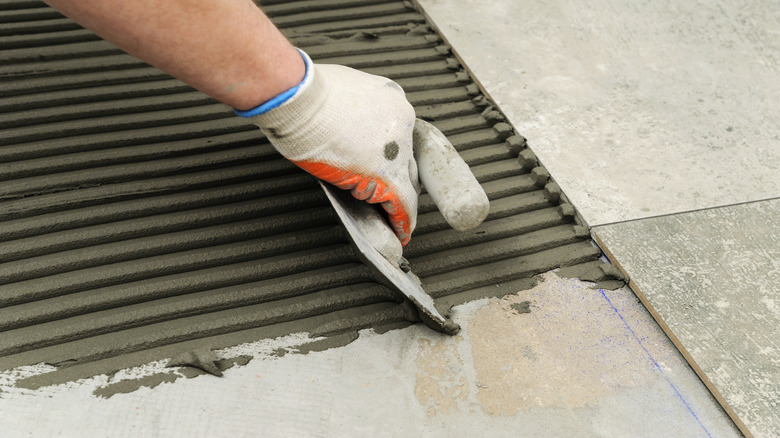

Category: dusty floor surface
[0, 272, 739, 437]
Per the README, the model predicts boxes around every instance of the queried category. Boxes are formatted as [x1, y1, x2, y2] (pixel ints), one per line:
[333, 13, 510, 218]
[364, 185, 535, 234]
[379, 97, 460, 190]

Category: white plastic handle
[413, 119, 490, 231]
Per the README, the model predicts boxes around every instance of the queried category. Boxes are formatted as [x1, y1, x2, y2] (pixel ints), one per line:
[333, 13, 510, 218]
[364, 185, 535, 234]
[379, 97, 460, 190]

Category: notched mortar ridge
[0, 0, 608, 391]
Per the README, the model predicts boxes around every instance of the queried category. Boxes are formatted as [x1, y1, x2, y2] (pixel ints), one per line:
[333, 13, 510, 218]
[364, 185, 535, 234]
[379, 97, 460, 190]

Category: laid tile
[417, 0, 780, 225]
[594, 199, 780, 438]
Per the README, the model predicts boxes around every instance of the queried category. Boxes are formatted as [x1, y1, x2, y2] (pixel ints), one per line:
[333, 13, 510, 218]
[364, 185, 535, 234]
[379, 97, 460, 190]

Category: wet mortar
[0, 0, 622, 391]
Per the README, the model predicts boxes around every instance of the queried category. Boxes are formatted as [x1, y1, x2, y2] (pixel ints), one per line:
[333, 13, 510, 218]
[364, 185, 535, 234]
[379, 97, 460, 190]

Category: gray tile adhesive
[0, 0, 624, 390]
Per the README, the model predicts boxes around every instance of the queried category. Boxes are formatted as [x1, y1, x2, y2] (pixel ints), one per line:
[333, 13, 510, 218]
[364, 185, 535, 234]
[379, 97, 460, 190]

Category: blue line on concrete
[598, 289, 713, 438]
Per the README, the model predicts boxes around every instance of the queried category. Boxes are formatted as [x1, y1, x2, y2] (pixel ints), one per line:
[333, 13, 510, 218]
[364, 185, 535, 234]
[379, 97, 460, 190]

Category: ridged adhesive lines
[0, 0, 598, 387]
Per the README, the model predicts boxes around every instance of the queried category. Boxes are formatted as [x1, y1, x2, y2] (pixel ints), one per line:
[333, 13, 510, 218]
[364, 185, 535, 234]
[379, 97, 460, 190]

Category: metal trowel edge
[320, 181, 460, 335]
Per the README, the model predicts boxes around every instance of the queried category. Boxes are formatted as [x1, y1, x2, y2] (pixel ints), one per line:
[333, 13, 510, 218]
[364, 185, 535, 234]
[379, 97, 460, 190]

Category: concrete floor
[0, 272, 738, 437]
[3, 0, 778, 436]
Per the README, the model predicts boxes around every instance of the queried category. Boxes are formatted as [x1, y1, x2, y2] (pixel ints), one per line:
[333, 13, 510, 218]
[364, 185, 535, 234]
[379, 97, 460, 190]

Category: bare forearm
[43, 0, 305, 110]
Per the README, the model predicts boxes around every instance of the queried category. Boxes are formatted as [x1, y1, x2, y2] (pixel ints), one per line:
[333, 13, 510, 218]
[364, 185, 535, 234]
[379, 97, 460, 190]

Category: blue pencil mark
[598, 288, 713, 438]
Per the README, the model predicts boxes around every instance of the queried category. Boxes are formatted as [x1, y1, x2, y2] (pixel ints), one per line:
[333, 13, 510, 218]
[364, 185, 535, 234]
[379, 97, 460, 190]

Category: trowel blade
[319, 181, 459, 335]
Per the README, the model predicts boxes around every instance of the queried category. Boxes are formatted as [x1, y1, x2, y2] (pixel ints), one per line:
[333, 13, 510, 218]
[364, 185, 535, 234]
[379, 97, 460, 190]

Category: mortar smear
[0, 0, 603, 391]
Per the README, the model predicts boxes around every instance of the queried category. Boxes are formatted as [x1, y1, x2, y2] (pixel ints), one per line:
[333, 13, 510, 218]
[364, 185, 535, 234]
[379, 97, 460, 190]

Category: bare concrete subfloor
[0, 272, 739, 437]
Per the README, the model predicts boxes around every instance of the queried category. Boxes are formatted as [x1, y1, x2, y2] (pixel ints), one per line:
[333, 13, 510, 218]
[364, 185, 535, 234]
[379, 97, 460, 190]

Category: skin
[41, 0, 418, 245]
[42, 0, 305, 110]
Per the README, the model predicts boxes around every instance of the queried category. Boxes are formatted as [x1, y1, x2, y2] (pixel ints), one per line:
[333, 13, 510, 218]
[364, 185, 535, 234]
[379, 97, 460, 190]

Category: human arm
[43, 0, 420, 245]
[42, 0, 304, 110]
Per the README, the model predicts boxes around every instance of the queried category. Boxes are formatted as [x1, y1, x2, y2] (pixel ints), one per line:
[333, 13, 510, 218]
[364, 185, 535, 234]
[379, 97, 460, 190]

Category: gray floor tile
[594, 199, 780, 438]
[416, 0, 780, 226]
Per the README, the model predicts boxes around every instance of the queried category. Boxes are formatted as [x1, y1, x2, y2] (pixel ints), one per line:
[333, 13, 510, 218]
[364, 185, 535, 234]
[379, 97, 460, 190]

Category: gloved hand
[236, 49, 420, 246]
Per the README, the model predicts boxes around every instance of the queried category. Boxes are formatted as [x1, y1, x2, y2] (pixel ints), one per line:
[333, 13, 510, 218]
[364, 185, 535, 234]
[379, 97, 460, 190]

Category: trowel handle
[413, 119, 490, 231]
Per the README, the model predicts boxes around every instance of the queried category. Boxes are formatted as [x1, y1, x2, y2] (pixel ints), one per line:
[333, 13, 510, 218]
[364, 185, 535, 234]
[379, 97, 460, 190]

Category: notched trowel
[319, 119, 490, 336]
[320, 181, 459, 335]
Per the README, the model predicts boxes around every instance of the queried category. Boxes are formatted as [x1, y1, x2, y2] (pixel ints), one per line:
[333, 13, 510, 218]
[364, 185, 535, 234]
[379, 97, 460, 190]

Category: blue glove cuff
[233, 48, 311, 118]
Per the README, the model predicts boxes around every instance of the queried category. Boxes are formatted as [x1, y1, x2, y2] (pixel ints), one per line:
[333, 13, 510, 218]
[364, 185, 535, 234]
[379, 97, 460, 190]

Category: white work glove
[236, 49, 420, 246]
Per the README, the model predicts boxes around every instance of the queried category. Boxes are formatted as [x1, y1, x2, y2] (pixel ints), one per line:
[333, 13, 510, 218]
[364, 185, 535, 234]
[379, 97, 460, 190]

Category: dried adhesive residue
[414, 336, 469, 417]
[510, 301, 532, 314]
[467, 274, 653, 415]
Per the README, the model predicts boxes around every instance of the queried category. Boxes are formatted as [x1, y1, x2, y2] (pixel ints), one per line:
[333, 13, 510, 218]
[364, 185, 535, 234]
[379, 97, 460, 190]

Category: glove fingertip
[381, 199, 415, 247]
